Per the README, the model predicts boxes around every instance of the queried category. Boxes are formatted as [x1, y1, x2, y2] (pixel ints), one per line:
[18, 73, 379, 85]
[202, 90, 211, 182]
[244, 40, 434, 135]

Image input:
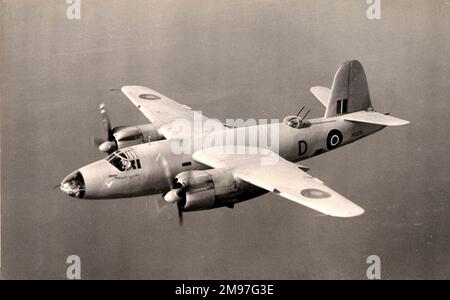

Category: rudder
[325, 60, 372, 118]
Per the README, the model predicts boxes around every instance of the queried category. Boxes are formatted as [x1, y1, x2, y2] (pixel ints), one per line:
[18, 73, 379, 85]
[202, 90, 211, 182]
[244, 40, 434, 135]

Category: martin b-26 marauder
[60, 60, 409, 224]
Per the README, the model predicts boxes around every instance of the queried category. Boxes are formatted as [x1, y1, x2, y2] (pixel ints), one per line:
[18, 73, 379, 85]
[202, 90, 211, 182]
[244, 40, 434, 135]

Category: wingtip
[400, 119, 410, 126]
[390, 119, 410, 126]
[120, 85, 161, 98]
[352, 206, 365, 217]
[330, 205, 365, 218]
[121, 85, 145, 92]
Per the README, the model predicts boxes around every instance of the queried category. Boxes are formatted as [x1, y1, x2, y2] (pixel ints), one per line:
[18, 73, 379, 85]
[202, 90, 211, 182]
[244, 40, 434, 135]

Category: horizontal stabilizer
[343, 111, 410, 126]
[310, 86, 330, 107]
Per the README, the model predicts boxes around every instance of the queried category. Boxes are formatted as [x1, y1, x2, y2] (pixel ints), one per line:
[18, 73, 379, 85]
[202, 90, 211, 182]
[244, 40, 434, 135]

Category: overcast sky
[1, 0, 449, 279]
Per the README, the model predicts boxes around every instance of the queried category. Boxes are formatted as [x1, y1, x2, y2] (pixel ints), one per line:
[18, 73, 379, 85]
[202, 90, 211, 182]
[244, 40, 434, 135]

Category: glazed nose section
[60, 170, 86, 198]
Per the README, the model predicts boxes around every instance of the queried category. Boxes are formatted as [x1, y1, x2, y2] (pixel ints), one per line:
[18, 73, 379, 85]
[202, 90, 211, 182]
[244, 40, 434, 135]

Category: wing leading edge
[193, 147, 364, 217]
[121, 86, 223, 139]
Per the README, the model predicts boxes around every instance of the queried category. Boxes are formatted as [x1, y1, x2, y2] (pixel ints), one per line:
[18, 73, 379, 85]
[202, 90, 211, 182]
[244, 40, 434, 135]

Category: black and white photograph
[1, 0, 449, 284]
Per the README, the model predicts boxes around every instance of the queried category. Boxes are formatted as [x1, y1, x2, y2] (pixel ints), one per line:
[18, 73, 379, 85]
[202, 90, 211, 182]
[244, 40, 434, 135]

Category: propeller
[155, 153, 186, 226]
[99, 103, 114, 142]
[177, 201, 184, 226]
[93, 103, 117, 154]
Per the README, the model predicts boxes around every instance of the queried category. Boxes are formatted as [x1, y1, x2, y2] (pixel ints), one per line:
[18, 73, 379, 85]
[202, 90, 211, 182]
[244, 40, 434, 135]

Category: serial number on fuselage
[352, 129, 363, 137]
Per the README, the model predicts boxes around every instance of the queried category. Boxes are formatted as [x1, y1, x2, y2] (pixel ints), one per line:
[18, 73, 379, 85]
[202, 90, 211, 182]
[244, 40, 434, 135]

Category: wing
[121, 86, 223, 139]
[193, 147, 364, 217]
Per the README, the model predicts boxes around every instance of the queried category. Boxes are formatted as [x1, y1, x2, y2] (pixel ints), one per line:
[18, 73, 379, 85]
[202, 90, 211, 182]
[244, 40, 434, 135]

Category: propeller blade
[155, 153, 175, 190]
[155, 196, 170, 213]
[177, 201, 184, 226]
[155, 153, 187, 226]
[99, 103, 113, 141]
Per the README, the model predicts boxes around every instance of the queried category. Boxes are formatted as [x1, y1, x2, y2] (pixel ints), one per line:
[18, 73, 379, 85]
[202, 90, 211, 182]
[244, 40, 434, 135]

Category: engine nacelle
[176, 169, 242, 211]
[113, 123, 163, 149]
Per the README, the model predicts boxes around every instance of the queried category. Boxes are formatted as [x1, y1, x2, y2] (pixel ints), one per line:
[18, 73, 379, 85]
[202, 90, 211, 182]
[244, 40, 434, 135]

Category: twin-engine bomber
[60, 60, 409, 224]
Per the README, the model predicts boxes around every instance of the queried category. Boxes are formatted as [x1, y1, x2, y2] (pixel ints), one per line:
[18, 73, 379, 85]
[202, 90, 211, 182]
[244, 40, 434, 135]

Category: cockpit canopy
[283, 115, 312, 129]
[105, 149, 138, 171]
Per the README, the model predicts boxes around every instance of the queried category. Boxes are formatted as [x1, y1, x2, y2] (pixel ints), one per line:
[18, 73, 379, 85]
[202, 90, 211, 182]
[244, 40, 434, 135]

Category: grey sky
[1, 0, 449, 279]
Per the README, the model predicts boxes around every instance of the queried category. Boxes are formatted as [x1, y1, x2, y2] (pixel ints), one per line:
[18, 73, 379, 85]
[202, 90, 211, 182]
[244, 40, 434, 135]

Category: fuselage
[60, 115, 384, 200]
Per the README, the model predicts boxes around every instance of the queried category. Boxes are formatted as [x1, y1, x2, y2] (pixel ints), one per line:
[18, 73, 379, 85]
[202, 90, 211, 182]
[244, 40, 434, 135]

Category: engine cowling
[113, 123, 163, 149]
[174, 169, 242, 211]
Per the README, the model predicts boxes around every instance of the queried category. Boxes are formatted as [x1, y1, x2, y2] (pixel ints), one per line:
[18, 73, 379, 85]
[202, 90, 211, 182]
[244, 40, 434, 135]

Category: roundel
[327, 129, 343, 150]
[301, 188, 332, 199]
[139, 94, 161, 100]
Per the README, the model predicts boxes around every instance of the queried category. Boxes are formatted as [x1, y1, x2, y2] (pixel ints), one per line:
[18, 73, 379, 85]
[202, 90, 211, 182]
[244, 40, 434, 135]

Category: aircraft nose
[60, 170, 85, 198]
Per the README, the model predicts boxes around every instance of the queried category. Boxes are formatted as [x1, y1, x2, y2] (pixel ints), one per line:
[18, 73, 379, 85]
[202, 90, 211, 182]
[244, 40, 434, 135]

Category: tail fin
[325, 60, 372, 118]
